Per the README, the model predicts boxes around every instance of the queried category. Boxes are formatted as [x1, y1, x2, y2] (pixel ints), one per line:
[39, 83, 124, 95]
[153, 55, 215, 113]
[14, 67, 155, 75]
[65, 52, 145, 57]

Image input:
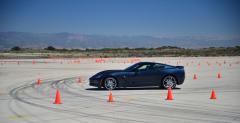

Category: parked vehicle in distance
[89, 62, 185, 90]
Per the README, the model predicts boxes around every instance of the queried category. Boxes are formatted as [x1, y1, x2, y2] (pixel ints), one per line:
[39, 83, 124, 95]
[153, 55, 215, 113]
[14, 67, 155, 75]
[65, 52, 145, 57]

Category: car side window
[136, 64, 152, 72]
[152, 64, 165, 70]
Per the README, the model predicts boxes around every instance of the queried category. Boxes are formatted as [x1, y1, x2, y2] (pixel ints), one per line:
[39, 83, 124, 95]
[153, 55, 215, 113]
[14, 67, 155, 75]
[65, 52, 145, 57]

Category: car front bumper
[89, 78, 102, 87]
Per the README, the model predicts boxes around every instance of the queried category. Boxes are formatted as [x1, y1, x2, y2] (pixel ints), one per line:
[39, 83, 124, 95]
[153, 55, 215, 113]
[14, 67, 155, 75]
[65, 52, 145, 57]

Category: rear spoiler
[176, 66, 184, 69]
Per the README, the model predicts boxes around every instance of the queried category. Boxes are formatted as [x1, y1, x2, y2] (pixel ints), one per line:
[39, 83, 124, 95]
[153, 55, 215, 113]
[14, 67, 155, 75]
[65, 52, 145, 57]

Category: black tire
[160, 75, 177, 89]
[104, 77, 117, 90]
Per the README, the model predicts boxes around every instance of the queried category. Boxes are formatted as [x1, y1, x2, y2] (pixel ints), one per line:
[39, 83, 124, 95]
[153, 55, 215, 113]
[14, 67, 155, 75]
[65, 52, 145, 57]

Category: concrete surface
[0, 57, 240, 123]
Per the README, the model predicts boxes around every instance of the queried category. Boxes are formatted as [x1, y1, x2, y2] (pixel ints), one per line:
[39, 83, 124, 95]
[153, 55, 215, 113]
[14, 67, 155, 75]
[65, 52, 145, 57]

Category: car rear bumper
[177, 77, 185, 85]
[177, 72, 185, 85]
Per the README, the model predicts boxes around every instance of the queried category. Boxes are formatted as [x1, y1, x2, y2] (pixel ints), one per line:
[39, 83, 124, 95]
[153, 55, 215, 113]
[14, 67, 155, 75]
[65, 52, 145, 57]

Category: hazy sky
[0, 0, 239, 37]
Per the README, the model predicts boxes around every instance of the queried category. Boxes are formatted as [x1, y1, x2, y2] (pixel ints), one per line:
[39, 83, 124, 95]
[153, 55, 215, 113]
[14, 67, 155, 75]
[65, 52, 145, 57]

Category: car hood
[98, 70, 123, 75]
[91, 70, 124, 78]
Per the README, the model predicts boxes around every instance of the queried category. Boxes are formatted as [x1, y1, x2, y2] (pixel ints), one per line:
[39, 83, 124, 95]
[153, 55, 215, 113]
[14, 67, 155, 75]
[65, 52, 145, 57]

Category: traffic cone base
[54, 89, 62, 104]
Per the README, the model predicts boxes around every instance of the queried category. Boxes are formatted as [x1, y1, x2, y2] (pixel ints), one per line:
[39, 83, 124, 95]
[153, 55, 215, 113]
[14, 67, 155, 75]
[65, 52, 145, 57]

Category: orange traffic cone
[198, 63, 201, 67]
[193, 74, 197, 80]
[53, 89, 62, 104]
[32, 60, 36, 64]
[166, 87, 173, 100]
[108, 91, 114, 102]
[217, 72, 221, 79]
[210, 89, 217, 99]
[36, 79, 42, 85]
[77, 77, 82, 83]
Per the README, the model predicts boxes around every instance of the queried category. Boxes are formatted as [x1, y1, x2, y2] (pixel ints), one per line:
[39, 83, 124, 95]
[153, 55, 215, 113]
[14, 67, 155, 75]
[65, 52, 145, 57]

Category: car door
[149, 64, 166, 85]
[135, 68, 156, 86]
[125, 63, 155, 87]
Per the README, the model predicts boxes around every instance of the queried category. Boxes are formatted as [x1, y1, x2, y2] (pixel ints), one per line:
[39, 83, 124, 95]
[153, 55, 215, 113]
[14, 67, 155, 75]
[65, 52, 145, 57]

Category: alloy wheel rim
[163, 76, 176, 88]
[105, 78, 117, 90]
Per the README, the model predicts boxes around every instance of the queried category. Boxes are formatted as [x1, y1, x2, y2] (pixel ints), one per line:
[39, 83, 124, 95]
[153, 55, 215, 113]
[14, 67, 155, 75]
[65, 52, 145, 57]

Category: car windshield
[124, 63, 141, 71]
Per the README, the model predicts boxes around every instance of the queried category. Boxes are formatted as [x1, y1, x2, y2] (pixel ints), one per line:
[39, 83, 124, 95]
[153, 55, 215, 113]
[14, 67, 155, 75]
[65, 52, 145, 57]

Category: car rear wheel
[161, 75, 177, 89]
[104, 77, 117, 90]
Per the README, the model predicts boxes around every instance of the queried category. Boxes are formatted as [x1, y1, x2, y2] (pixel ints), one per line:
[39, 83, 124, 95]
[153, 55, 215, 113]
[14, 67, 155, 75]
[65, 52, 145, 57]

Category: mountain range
[0, 32, 239, 49]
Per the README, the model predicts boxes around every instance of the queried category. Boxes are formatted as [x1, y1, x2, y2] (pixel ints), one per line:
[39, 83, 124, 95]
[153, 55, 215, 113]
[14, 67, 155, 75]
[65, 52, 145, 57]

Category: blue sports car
[89, 62, 185, 90]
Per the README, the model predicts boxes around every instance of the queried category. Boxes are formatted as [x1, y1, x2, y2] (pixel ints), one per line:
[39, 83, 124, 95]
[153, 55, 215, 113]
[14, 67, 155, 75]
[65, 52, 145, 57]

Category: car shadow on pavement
[86, 87, 181, 91]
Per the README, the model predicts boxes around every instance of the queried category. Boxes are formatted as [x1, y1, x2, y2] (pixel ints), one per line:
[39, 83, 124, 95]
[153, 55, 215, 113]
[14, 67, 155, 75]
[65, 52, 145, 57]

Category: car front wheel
[161, 75, 177, 89]
[104, 77, 117, 90]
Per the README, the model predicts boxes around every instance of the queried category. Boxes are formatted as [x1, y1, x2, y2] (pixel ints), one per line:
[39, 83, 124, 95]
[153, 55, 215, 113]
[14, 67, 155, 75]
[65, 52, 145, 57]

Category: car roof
[137, 62, 170, 66]
[137, 62, 159, 65]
